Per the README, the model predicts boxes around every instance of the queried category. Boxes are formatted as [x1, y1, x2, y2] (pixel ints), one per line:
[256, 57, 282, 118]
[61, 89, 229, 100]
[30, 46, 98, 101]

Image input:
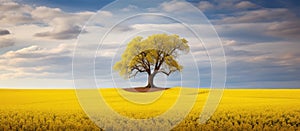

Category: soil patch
[123, 87, 169, 93]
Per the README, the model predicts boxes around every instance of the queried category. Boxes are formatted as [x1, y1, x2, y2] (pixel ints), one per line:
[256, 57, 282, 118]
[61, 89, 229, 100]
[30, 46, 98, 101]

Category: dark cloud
[218, 8, 294, 24]
[0, 29, 10, 36]
[216, 23, 281, 43]
[0, 39, 14, 48]
[34, 25, 86, 40]
[224, 47, 268, 57]
[114, 26, 134, 32]
[215, 10, 300, 41]
[226, 57, 300, 87]
[266, 19, 300, 40]
[0, 30, 14, 48]
[207, 0, 300, 42]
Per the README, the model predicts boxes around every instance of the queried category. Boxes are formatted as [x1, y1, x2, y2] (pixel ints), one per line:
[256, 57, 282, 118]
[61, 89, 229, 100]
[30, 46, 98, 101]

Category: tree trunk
[146, 71, 158, 88]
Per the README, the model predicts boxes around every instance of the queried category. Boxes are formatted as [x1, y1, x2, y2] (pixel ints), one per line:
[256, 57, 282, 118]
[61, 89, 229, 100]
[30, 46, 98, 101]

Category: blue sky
[0, 0, 299, 88]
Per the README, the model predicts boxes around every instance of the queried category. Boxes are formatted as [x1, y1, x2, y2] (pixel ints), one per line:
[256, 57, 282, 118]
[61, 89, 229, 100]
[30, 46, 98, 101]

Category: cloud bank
[0, 0, 299, 88]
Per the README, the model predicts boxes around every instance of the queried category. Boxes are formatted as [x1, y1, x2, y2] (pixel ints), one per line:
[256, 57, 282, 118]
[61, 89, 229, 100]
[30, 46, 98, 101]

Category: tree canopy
[113, 34, 189, 88]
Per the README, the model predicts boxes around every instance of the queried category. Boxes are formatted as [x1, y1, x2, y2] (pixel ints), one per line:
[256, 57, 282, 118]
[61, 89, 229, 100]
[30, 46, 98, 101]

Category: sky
[0, 0, 299, 88]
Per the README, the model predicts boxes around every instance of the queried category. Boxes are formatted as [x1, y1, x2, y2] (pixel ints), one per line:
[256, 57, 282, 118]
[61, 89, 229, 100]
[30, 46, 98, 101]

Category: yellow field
[0, 88, 299, 130]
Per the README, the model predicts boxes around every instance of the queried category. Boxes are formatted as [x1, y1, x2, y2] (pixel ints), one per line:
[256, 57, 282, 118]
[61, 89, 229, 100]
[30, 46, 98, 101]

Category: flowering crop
[0, 89, 299, 130]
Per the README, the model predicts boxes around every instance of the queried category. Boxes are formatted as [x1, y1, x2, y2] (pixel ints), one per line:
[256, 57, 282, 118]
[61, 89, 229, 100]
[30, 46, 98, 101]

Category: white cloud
[0, 44, 73, 79]
[0, 1, 33, 26]
[31, 6, 64, 20]
[121, 5, 138, 12]
[131, 23, 183, 30]
[98, 10, 113, 17]
[34, 17, 85, 40]
[32, 8, 95, 40]
[0, 1, 25, 12]
[235, 1, 257, 9]
[223, 40, 237, 46]
[160, 0, 195, 12]
[0, 1, 96, 40]
[198, 1, 214, 11]
[194, 1, 258, 13]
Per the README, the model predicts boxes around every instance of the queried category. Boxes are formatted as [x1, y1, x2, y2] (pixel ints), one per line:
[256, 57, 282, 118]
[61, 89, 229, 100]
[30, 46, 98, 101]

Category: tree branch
[154, 50, 162, 70]
[129, 66, 147, 78]
[158, 70, 174, 76]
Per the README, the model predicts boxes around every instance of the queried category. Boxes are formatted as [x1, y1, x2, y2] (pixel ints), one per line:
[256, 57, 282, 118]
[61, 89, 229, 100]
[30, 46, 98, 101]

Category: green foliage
[113, 34, 189, 79]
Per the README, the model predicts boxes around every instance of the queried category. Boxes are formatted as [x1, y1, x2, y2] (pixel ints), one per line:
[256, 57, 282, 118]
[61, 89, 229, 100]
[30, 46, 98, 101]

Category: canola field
[0, 88, 299, 130]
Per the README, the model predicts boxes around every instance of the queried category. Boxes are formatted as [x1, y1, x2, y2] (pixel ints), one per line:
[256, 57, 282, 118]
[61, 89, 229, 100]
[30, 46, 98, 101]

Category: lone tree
[113, 34, 189, 88]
